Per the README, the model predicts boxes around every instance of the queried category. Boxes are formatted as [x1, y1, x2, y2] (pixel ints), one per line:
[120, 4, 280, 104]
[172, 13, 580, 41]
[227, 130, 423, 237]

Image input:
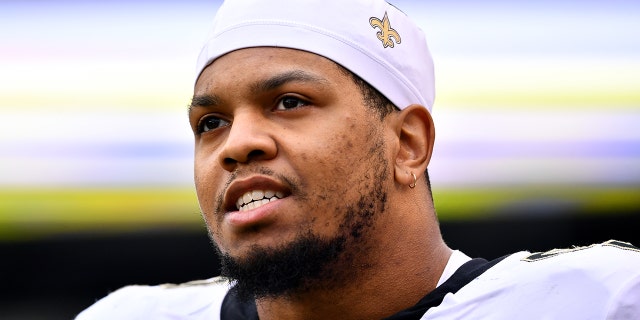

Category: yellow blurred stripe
[433, 187, 640, 220]
[435, 58, 640, 109]
[0, 188, 202, 240]
[1, 187, 638, 240]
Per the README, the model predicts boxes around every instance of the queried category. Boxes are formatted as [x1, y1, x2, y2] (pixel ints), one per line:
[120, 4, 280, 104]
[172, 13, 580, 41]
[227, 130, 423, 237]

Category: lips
[236, 189, 285, 211]
[223, 175, 290, 214]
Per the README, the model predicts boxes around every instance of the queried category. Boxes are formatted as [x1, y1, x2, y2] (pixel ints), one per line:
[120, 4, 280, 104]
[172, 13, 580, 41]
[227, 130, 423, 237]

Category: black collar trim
[220, 255, 509, 320]
[383, 255, 508, 320]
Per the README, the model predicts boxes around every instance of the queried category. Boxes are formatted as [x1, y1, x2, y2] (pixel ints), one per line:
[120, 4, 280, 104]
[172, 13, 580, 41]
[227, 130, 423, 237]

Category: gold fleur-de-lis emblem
[369, 12, 401, 48]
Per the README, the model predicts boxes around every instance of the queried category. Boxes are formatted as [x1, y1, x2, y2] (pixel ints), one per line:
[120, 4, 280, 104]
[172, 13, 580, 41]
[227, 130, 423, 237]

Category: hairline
[331, 61, 434, 202]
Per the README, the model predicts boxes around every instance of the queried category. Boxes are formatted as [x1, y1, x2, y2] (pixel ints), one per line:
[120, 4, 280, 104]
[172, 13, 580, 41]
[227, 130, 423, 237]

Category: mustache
[213, 167, 302, 215]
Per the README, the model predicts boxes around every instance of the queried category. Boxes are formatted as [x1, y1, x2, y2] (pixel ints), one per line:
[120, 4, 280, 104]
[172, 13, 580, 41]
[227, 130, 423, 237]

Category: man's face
[190, 47, 394, 296]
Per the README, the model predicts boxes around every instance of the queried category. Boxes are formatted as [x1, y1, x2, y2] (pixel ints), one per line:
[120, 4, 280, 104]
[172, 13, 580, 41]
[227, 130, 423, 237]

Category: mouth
[223, 175, 291, 214]
[236, 190, 285, 212]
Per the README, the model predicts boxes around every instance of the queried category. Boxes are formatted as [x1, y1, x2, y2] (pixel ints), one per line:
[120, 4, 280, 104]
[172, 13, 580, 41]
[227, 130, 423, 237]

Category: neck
[255, 205, 452, 320]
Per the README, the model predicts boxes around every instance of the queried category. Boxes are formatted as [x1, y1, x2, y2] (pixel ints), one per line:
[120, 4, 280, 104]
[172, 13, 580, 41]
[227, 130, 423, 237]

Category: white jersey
[75, 240, 640, 319]
[424, 240, 640, 319]
[75, 278, 230, 320]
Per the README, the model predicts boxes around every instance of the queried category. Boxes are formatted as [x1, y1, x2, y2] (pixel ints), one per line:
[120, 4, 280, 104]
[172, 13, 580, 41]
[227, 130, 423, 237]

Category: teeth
[252, 190, 264, 199]
[242, 193, 252, 204]
[236, 190, 285, 211]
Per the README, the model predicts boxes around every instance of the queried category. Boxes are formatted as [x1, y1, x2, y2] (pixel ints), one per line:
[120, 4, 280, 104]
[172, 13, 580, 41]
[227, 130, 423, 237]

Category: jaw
[215, 174, 391, 302]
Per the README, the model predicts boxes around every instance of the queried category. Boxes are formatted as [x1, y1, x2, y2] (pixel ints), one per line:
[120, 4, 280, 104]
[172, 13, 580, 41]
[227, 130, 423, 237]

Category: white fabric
[423, 241, 640, 320]
[436, 250, 472, 287]
[195, 0, 435, 112]
[75, 277, 230, 320]
[75, 241, 640, 319]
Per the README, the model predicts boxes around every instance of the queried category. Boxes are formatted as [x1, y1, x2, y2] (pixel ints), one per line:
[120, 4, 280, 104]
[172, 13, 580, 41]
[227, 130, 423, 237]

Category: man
[77, 0, 640, 319]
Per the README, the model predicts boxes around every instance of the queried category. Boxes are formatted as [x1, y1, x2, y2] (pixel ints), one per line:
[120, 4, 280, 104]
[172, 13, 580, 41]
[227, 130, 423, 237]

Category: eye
[197, 115, 230, 133]
[275, 96, 309, 111]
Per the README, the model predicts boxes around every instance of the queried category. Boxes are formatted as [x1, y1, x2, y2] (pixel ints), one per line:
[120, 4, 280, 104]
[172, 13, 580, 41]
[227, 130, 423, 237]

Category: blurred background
[1, 0, 638, 318]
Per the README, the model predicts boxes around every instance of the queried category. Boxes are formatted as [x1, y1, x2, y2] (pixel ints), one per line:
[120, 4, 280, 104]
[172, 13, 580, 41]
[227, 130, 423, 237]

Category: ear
[392, 104, 435, 186]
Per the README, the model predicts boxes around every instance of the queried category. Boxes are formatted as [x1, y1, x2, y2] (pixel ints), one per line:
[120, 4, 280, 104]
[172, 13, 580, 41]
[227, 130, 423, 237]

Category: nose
[217, 110, 277, 172]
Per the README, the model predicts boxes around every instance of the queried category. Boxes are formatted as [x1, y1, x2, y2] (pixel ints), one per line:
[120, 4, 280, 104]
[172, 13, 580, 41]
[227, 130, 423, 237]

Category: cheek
[297, 134, 357, 181]
[297, 132, 372, 205]
[193, 151, 224, 217]
[194, 173, 212, 211]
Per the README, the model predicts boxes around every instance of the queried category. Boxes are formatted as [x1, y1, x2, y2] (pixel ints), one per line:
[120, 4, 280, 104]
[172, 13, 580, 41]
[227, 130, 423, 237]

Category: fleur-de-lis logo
[369, 12, 401, 48]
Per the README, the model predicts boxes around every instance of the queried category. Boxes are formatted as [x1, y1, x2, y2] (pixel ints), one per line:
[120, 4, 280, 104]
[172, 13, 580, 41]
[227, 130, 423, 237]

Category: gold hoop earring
[409, 172, 417, 188]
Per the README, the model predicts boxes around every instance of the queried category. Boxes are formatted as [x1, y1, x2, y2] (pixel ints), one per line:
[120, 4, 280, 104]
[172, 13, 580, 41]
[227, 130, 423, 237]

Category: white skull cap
[195, 0, 435, 112]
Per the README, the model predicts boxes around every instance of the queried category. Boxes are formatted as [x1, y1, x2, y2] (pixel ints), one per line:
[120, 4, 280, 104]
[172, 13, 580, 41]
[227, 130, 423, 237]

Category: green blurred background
[1, 0, 639, 319]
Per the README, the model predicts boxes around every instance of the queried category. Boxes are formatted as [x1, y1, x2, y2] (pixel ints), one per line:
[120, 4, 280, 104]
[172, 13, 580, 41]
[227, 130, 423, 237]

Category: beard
[217, 230, 347, 302]
[213, 135, 389, 302]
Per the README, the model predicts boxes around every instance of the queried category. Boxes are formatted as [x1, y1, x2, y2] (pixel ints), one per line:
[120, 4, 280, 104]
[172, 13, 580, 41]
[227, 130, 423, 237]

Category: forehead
[195, 47, 349, 92]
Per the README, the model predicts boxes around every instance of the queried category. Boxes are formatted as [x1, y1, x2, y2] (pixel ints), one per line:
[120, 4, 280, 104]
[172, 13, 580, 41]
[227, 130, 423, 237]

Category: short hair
[336, 63, 433, 199]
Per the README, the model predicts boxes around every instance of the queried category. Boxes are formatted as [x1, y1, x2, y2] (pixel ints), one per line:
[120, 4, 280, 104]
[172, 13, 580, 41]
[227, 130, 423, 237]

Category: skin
[189, 47, 452, 320]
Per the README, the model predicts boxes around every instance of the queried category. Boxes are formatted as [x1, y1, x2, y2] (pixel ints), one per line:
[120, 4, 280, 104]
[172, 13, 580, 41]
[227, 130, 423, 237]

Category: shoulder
[519, 239, 640, 265]
[515, 240, 640, 319]
[505, 239, 640, 273]
[503, 239, 640, 286]
[426, 240, 640, 319]
[75, 277, 232, 320]
[492, 240, 640, 290]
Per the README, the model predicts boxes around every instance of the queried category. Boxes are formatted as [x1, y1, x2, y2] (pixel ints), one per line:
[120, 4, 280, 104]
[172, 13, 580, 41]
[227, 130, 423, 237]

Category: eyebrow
[188, 70, 328, 114]
[250, 70, 328, 94]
